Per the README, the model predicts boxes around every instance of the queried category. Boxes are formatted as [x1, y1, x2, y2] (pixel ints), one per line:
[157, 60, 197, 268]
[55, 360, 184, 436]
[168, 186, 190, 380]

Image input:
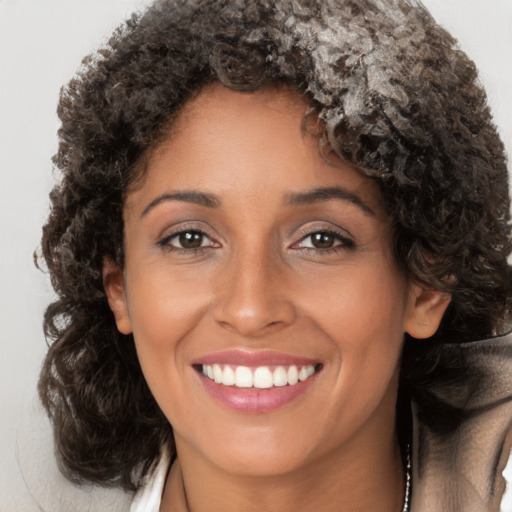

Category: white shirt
[130, 445, 171, 512]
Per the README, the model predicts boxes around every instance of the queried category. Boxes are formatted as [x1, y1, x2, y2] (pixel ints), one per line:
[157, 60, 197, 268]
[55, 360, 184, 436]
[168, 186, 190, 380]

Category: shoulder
[410, 331, 512, 511]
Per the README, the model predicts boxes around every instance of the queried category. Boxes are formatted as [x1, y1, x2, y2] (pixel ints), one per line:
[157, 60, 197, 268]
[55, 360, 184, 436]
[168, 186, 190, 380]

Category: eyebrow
[285, 186, 376, 216]
[141, 191, 221, 218]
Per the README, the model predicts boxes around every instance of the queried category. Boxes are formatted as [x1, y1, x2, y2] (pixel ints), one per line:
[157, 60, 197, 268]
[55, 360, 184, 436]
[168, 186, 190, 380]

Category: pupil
[312, 232, 334, 249]
[179, 231, 203, 248]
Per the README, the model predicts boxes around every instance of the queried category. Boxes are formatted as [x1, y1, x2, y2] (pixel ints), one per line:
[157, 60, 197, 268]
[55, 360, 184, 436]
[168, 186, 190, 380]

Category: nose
[212, 248, 296, 338]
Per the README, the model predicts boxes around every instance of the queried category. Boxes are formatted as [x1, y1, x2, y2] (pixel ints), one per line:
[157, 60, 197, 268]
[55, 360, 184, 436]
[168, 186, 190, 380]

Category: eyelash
[157, 228, 216, 255]
[292, 228, 355, 253]
[156, 227, 355, 255]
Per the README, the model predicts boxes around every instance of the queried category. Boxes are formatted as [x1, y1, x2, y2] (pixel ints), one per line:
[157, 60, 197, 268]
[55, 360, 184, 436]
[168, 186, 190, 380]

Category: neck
[161, 432, 405, 512]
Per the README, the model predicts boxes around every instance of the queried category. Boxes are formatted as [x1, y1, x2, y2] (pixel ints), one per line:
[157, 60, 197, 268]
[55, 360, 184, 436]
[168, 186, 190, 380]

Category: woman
[37, 0, 512, 511]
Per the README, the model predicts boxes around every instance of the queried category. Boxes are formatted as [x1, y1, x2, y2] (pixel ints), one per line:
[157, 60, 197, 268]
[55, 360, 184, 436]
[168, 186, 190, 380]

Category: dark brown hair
[38, 0, 512, 491]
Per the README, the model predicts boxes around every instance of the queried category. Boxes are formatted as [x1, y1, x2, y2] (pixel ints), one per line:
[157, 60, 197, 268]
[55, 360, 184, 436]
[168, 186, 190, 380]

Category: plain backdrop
[1, 0, 511, 510]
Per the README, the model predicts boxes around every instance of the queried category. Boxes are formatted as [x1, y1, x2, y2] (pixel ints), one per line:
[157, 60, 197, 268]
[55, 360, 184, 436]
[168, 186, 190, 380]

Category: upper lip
[192, 350, 320, 367]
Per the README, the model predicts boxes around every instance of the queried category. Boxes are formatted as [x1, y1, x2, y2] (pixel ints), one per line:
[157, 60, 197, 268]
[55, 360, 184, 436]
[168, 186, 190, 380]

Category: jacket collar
[408, 331, 512, 512]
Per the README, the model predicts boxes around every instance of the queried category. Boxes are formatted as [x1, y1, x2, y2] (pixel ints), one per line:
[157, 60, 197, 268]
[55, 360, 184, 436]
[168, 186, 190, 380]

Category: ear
[404, 282, 451, 339]
[103, 258, 133, 335]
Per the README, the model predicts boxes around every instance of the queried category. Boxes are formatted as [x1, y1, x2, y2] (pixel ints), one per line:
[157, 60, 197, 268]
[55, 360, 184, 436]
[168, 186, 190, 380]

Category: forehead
[160, 83, 314, 177]
[127, 83, 384, 217]
[177, 83, 309, 127]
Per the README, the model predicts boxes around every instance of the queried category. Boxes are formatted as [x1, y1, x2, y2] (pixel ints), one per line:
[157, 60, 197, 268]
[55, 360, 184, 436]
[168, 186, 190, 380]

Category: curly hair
[38, 0, 512, 491]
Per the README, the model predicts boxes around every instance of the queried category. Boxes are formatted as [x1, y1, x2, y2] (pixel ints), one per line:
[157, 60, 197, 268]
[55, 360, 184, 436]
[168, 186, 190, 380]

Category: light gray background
[1, 0, 511, 510]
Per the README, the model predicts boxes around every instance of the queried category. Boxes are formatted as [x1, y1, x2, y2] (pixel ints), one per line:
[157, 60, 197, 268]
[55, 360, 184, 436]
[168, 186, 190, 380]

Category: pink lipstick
[192, 350, 321, 413]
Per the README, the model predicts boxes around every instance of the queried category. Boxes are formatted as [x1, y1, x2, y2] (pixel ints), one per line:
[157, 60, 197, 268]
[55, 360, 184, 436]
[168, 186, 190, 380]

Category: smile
[201, 364, 317, 389]
[193, 351, 322, 413]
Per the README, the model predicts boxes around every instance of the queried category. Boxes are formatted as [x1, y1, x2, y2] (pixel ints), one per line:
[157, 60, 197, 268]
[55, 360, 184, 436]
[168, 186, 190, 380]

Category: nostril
[212, 289, 296, 337]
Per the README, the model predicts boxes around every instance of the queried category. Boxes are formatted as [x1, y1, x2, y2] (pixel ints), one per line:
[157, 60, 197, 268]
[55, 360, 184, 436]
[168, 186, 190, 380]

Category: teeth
[254, 367, 273, 388]
[201, 363, 317, 388]
[234, 366, 253, 388]
[272, 366, 288, 387]
[222, 366, 235, 386]
[298, 366, 309, 381]
[213, 364, 223, 384]
[287, 365, 299, 385]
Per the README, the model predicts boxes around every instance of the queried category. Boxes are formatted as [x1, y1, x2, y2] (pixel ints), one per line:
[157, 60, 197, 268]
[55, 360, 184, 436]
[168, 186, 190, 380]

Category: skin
[104, 84, 450, 511]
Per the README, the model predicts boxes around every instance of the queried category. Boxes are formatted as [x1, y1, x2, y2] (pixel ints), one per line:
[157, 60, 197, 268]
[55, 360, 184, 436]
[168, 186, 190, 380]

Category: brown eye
[291, 229, 355, 252]
[157, 229, 217, 252]
[310, 232, 335, 249]
[178, 231, 204, 248]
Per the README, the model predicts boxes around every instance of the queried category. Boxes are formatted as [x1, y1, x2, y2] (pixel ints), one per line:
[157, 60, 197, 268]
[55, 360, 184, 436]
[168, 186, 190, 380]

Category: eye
[292, 230, 355, 251]
[175, 231, 207, 249]
[157, 229, 218, 251]
[304, 232, 338, 249]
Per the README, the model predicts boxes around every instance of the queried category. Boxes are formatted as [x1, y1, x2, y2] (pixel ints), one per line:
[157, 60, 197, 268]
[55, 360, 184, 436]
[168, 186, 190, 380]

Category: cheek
[124, 267, 212, 387]
[127, 263, 210, 337]
[299, 259, 407, 394]
[300, 257, 408, 345]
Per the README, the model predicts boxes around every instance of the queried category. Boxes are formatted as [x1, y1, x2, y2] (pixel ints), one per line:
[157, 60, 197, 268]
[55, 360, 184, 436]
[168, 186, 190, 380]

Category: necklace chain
[401, 444, 412, 512]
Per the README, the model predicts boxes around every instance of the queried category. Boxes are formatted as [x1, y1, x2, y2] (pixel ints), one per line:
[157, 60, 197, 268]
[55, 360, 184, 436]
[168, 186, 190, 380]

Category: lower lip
[197, 372, 317, 413]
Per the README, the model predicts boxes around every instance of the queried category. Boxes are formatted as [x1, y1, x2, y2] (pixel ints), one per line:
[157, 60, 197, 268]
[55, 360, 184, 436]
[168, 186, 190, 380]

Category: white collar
[130, 445, 171, 512]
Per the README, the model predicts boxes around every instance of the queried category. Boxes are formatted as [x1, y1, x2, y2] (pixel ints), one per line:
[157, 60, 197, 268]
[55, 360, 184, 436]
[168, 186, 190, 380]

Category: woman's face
[106, 84, 444, 477]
